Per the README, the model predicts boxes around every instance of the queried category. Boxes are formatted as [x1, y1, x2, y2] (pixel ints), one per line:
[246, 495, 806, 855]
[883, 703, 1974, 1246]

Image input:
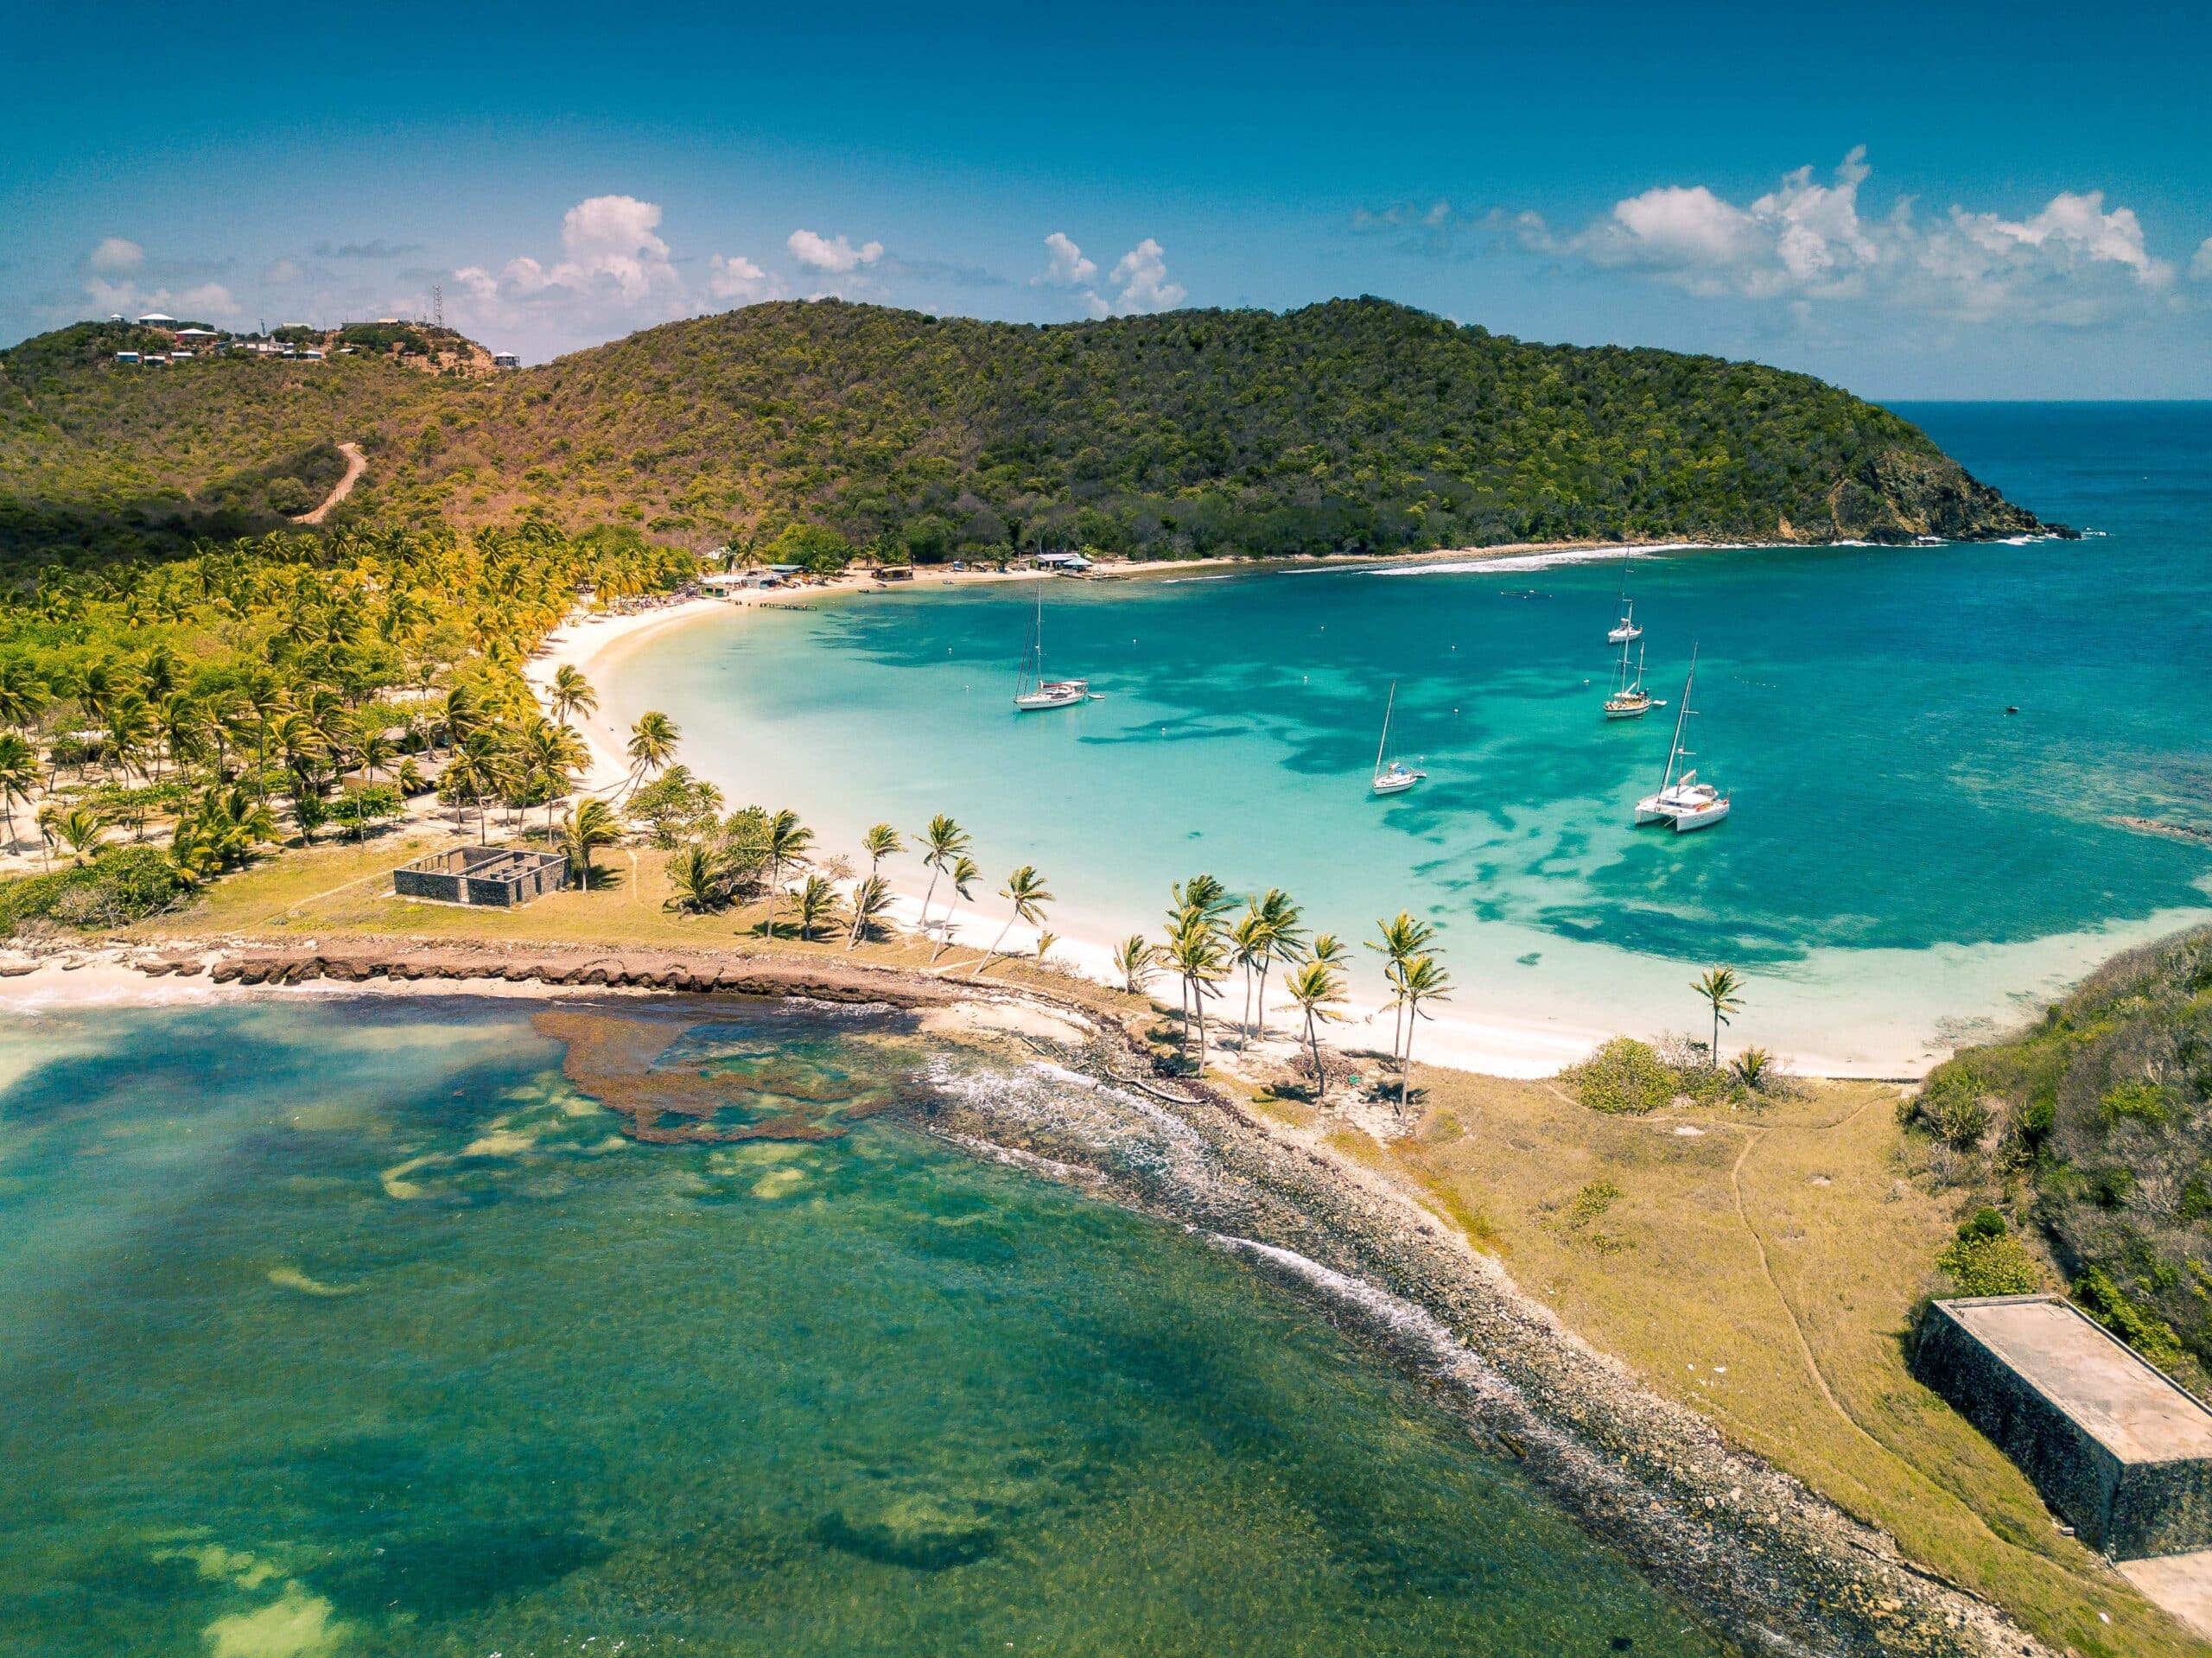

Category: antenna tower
[432, 283, 444, 329]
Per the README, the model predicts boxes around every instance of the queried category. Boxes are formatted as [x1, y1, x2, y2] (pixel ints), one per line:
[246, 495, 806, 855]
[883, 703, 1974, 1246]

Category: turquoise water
[0, 999, 1726, 1655]
[607, 403, 2212, 1070]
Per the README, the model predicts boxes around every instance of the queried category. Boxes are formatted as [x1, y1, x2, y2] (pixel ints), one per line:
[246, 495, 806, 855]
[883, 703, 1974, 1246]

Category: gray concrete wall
[1914, 1300, 2212, 1558]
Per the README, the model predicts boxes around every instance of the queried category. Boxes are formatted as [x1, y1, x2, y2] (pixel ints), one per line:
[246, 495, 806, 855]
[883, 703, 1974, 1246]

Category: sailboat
[1603, 638, 1662, 720]
[1634, 647, 1729, 831]
[1370, 681, 1427, 795]
[1607, 557, 1643, 645]
[1012, 586, 1092, 711]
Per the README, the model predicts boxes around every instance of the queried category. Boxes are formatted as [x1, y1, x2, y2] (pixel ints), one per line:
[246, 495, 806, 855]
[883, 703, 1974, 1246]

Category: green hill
[0, 298, 2047, 569]
[1908, 925, 2212, 1387]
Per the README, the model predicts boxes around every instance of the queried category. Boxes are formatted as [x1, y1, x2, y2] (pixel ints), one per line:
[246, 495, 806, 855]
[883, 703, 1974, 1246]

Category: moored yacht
[1370, 681, 1427, 795]
[1634, 648, 1729, 831]
[1013, 587, 1095, 711]
[1604, 640, 1662, 720]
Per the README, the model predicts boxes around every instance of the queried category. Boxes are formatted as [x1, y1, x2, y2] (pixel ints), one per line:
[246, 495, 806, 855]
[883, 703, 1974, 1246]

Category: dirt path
[294, 441, 365, 524]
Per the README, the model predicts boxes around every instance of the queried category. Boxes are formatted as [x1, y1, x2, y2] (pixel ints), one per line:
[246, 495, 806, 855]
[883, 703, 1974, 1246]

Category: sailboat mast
[1375, 682, 1396, 778]
[1659, 646, 1697, 792]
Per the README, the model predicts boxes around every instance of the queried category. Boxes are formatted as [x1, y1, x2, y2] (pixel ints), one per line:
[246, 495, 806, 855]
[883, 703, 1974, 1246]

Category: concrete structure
[394, 845, 567, 907]
[1034, 550, 1092, 573]
[1914, 1294, 2212, 1558]
[493, 352, 520, 369]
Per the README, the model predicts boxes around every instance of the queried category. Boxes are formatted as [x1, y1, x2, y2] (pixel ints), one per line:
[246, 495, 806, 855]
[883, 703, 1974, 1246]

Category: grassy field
[131, 825, 1128, 1019]
[126, 831, 2207, 1655]
[1332, 1068, 2209, 1658]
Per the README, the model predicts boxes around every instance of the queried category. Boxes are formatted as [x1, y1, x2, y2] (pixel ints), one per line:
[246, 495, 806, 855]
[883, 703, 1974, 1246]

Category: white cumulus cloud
[787, 229, 884, 273]
[707, 252, 781, 303]
[1514, 149, 2174, 324]
[88, 237, 144, 273]
[1104, 238, 1185, 314]
[85, 276, 238, 319]
[2194, 236, 2212, 282]
[1034, 232, 1096, 286]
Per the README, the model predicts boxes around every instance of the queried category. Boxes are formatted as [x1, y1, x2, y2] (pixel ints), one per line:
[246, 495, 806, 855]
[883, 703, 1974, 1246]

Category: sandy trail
[294, 440, 366, 524]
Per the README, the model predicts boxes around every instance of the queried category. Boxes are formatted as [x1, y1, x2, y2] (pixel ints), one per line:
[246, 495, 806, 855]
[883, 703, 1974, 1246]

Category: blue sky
[4, 0, 2207, 396]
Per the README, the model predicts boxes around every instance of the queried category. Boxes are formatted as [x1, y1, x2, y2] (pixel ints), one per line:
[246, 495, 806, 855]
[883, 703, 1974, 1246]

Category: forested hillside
[0, 298, 2046, 572]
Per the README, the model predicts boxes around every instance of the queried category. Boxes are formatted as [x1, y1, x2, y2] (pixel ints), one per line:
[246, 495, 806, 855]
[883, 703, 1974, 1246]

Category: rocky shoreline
[10, 934, 2051, 1658]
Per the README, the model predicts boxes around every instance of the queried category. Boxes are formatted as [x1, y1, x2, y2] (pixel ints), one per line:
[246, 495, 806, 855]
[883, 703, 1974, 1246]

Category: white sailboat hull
[1671, 797, 1731, 832]
[1014, 678, 1090, 711]
[1608, 624, 1643, 645]
[1371, 768, 1425, 796]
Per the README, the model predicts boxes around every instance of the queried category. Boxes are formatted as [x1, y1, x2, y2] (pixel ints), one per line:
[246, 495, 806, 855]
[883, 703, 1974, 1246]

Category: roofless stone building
[394, 846, 567, 907]
[1914, 1293, 2212, 1560]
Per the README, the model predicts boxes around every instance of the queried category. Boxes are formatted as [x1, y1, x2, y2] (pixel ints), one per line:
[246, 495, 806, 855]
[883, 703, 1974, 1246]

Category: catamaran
[1370, 681, 1427, 795]
[1603, 639, 1662, 720]
[1634, 647, 1729, 831]
[1012, 586, 1092, 711]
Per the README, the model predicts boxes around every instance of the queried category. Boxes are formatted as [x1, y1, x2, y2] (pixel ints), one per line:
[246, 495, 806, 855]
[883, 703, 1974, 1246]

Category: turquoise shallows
[607, 403, 2212, 1066]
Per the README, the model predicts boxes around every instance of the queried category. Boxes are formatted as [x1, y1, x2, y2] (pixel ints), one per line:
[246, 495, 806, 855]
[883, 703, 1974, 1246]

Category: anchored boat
[1013, 587, 1093, 711]
[1370, 681, 1427, 795]
[1635, 648, 1729, 831]
[1604, 639, 1662, 721]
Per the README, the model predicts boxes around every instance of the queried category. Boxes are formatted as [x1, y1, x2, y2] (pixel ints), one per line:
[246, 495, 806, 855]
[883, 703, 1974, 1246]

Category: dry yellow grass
[1374, 1068, 2209, 1658]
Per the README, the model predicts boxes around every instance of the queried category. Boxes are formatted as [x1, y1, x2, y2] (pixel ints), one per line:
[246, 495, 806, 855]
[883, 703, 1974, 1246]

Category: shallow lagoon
[0, 998, 1725, 1655]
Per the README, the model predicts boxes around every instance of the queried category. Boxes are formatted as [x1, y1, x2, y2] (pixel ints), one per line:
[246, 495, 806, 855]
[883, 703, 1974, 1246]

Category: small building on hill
[493, 352, 520, 369]
[394, 846, 567, 907]
[1914, 1293, 2212, 1559]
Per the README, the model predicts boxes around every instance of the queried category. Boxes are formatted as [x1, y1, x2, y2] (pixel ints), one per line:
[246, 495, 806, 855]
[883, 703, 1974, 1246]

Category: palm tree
[153, 691, 206, 781]
[1393, 953, 1454, 1113]
[0, 733, 35, 855]
[665, 843, 726, 914]
[1307, 931, 1349, 969]
[846, 873, 893, 949]
[57, 805, 105, 863]
[435, 683, 481, 756]
[560, 797, 624, 891]
[1367, 911, 1436, 1060]
[442, 730, 506, 843]
[1249, 889, 1306, 1044]
[1231, 904, 1270, 1042]
[931, 855, 980, 962]
[758, 809, 814, 939]
[105, 692, 157, 784]
[238, 668, 289, 796]
[917, 814, 970, 931]
[1692, 966, 1745, 1065]
[550, 664, 597, 728]
[519, 717, 587, 830]
[0, 657, 50, 731]
[861, 822, 903, 874]
[1280, 960, 1347, 1090]
[1172, 872, 1233, 924]
[1111, 934, 1156, 995]
[793, 873, 841, 941]
[1163, 908, 1229, 1070]
[973, 865, 1052, 977]
[624, 711, 680, 795]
